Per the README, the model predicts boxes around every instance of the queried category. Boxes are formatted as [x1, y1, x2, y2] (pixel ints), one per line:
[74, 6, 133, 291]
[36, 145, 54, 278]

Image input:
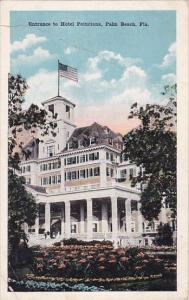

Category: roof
[26, 184, 47, 194]
[61, 122, 122, 152]
[41, 95, 76, 107]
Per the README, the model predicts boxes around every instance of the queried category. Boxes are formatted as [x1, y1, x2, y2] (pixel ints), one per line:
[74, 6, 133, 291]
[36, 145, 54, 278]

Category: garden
[9, 239, 176, 291]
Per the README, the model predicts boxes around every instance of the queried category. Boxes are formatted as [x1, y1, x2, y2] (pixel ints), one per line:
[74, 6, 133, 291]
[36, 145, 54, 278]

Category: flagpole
[58, 59, 60, 96]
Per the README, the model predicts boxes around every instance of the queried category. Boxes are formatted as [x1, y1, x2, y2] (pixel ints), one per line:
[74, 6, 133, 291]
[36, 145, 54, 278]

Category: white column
[87, 199, 93, 240]
[61, 205, 65, 236]
[45, 202, 51, 233]
[137, 202, 143, 233]
[34, 204, 40, 235]
[111, 197, 118, 242]
[80, 202, 85, 234]
[101, 201, 108, 233]
[65, 201, 71, 238]
[125, 198, 132, 233]
[35, 216, 39, 235]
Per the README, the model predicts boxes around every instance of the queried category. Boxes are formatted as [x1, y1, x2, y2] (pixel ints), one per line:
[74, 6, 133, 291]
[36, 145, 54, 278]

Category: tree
[154, 223, 173, 246]
[122, 84, 177, 221]
[8, 74, 56, 252]
[8, 170, 37, 261]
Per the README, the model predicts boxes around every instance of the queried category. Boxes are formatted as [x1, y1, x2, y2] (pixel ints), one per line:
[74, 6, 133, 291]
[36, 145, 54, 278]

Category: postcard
[0, 1, 188, 300]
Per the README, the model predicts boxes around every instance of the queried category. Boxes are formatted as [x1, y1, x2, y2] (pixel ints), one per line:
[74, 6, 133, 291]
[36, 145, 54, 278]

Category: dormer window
[67, 142, 73, 150]
[47, 145, 55, 157]
[48, 104, 54, 115]
[104, 127, 110, 135]
[90, 137, 96, 145]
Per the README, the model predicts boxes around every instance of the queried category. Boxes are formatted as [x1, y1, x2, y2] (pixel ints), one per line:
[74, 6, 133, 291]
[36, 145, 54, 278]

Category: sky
[10, 11, 176, 134]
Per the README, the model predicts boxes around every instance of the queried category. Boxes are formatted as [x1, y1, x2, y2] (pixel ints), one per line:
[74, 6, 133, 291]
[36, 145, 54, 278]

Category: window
[52, 176, 55, 184]
[58, 175, 61, 183]
[90, 137, 96, 145]
[93, 223, 98, 232]
[131, 221, 136, 232]
[94, 152, 99, 160]
[80, 155, 86, 163]
[26, 165, 31, 172]
[89, 168, 93, 177]
[106, 152, 109, 160]
[67, 172, 71, 181]
[110, 153, 114, 161]
[47, 145, 55, 157]
[89, 152, 99, 161]
[67, 156, 76, 165]
[94, 167, 100, 176]
[26, 178, 31, 184]
[71, 171, 77, 180]
[66, 105, 70, 118]
[111, 169, 114, 177]
[89, 153, 94, 161]
[48, 104, 54, 114]
[71, 224, 77, 233]
[64, 158, 67, 166]
[129, 168, 136, 180]
[106, 167, 110, 176]
[131, 201, 138, 212]
[120, 169, 127, 178]
[43, 177, 48, 185]
[80, 169, 85, 179]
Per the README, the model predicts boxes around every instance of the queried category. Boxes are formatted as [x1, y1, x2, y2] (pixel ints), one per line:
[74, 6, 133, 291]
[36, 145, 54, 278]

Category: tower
[38, 95, 76, 158]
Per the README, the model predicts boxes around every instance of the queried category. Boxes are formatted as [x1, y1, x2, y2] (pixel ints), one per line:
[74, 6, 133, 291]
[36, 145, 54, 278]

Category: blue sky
[10, 11, 176, 133]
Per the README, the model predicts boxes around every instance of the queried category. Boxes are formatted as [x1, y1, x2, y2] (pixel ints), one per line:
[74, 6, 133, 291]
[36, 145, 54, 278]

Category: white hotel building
[19, 95, 175, 246]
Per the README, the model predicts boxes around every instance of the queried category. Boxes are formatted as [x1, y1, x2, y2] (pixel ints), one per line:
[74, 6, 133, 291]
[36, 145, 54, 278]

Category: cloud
[25, 69, 76, 108]
[159, 42, 176, 68]
[11, 34, 47, 53]
[161, 73, 176, 85]
[81, 50, 141, 83]
[24, 50, 161, 134]
[64, 47, 77, 55]
[12, 47, 54, 67]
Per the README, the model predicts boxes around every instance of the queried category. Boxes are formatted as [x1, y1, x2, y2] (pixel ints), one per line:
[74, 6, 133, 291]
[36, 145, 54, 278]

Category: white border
[0, 1, 188, 300]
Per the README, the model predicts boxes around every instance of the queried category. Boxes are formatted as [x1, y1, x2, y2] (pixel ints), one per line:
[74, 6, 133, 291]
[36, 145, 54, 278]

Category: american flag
[58, 62, 78, 82]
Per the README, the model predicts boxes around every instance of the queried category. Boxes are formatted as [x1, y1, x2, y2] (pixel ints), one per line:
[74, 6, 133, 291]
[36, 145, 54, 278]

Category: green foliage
[8, 73, 55, 258]
[60, 238, 113, 246]
[154, 223, 173, 246]
[8, 170, 37, 249]
[8, 73, 56, 170]
[123, 84, 176, 220]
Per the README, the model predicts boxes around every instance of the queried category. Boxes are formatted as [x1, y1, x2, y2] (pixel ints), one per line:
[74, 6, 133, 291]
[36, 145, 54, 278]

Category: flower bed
[31, 245, 166, 279]
[8, 278, 104, 292]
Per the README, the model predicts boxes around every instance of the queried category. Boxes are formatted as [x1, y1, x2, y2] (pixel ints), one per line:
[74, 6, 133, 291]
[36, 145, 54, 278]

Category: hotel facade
[18, 95, 176, 246]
